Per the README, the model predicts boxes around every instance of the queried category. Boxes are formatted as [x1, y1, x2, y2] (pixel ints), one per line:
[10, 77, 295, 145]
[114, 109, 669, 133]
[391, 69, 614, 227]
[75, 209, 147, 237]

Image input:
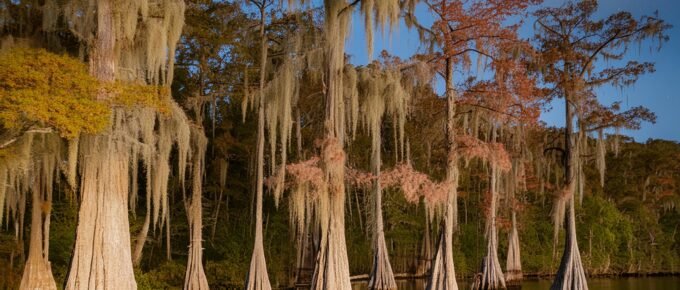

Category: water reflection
[351, 276, 680, 290]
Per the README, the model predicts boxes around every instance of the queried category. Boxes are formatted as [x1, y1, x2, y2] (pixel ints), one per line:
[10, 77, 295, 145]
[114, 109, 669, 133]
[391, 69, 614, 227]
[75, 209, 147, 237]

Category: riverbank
[348, 271, 680, 281]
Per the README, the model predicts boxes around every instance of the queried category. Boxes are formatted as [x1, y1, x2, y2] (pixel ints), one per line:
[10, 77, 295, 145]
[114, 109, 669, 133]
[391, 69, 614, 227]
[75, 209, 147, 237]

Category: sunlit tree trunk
[427, 57, 459, 290]
[245, 2, 271, 289]
[551, 91, 588, 290]
[505, 211, 522, 286]
[65, 1, 136, 288]
[310, 2, 351, 289]
[66, 135, 136, 290]
[20, 185, 57, 290]
[184, 130, 209, 290]
[473, 165, 505, 289]
[368, 124, 397, 290]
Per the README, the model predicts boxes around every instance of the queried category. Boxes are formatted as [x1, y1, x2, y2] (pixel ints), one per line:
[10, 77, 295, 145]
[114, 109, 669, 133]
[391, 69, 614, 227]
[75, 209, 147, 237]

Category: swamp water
[351, 276, 680, 289]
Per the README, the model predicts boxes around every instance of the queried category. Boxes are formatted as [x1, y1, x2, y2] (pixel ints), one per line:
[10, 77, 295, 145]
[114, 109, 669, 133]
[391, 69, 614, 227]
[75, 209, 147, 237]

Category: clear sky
[345, 0, 680, 142]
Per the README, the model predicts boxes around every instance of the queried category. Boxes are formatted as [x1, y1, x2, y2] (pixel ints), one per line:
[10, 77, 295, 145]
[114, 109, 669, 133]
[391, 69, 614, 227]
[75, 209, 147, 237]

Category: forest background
[0, 1, 679, 289]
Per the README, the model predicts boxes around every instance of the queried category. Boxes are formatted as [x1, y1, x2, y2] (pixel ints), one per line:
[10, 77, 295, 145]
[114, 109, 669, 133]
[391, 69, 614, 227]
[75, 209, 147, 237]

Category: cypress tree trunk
[505, 212, 522, 286]
[132, 188, 151, 266]
[427, 57, 459, 290]
[551, 91, 588, 290]
[184, 130, 209, 290]
[245, 3, 271, 288]
[293, 223, 316, 286]
[311, 175, 351, 290]
[473, 166, 505, 290]
[19, 186, 57, 290]
[551, 196, 587, 290]
[416, 215, 432, 277]
[311, 2, 351, 288]
[368, 130, 397, 290]
[66, 1, 136, 288]
[66, 135, 137, 290]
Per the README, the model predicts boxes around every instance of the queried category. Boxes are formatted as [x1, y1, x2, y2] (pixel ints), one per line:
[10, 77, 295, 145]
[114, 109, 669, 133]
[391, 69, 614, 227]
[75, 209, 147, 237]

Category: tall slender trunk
[166, 200, 172, 261]
[368, 122, 397, 290]
[184, 130, 209, 290]
[20, 185, 57, 290]
[66, 1, 136, 288]
[132, 187, 152, 266]
[416, 215, 432, 277]
[427, 57, 459, 290]
[474, 166, 505, 289]
[245, 3, 271, 289]
[551, 91, 588, 290]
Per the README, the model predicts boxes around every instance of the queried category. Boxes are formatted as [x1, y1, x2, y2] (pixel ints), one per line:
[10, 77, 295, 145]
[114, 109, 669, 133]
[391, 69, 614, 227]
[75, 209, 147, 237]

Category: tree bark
[132, 188, 151, 266]
[427, 57, 459, 290]
[473, 166, 505, 290]
[416, 214, 433, 277]
[551, 90, 588, 290]
[505, 211, 522, 286]
[245, 3, 271, 289]
[19, 186, 57, 290]
[311, 2, 351, 288]
[184, 130, 209, 290]
[66, 136, 137, 290]
[368, 124, 397, 290]
[66, 1, 136, 288]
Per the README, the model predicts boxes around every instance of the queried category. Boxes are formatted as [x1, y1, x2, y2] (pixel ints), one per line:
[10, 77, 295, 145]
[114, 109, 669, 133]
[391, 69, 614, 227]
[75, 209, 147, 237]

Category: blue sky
[345, 0, 680, 142]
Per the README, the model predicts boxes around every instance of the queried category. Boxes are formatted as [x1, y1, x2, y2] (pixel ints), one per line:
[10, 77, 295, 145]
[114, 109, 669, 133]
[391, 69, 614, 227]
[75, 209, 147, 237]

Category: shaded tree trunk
[416, 215, 433, 277]
[132, 188, 151, 266]
[293, 223, 317, 286]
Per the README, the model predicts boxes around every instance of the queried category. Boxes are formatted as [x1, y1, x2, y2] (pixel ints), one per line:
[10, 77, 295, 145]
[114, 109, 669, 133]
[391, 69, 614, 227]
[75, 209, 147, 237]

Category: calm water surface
[352, 277, 680, 290]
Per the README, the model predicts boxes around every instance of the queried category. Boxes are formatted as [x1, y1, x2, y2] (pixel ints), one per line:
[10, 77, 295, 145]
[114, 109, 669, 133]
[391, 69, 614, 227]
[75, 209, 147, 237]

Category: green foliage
[136, 261, 186, 290]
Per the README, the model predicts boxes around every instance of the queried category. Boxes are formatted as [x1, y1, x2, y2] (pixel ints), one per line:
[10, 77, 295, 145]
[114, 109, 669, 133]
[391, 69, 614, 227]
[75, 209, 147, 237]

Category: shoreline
[347, 271, 680, 282]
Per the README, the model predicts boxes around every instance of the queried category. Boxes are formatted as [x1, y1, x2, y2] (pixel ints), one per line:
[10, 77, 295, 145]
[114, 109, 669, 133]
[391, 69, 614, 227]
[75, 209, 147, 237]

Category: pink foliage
[421, 180, 452, 205]
[276, 141, 456, 208]
[457, 135, 512, 172]
[286, 157, 325, 191]
[346, 167, 375, 189]
[381, 163, 431, 203]
[381, 163, 451, 206]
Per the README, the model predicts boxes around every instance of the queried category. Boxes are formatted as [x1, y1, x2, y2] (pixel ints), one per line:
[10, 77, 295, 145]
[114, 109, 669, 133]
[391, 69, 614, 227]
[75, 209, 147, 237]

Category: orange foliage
[381, 163, 451, 206]
[456, 135, 511, 172]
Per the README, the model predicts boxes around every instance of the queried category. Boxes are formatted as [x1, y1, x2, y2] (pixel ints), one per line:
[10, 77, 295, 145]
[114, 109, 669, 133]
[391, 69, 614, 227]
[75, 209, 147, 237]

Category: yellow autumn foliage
[0, 48, 172, 140]
[0, 48, 108, 139]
